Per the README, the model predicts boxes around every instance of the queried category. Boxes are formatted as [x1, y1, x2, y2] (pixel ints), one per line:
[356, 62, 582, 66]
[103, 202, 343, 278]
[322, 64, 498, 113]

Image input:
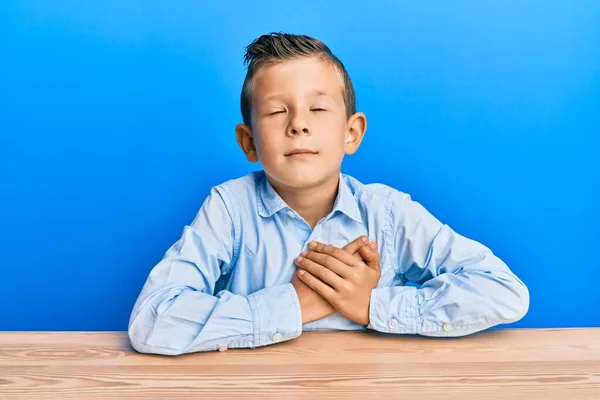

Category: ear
[236, 123, 259, 163]
[344, 112, 367, 155]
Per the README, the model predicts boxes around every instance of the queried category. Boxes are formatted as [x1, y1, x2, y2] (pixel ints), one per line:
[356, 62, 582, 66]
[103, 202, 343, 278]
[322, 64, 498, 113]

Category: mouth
[285, 148, 319, 157]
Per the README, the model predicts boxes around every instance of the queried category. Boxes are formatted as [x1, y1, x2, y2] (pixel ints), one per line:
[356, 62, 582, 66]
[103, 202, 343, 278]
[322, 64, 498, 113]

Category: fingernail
[361, 236, 368, 243]
[308, 242, 317, 249]
[298, 270, 305, 276]
[301, 251, 307, 256]
[370, 242, 377, 250]
[296, 256, 303, 263]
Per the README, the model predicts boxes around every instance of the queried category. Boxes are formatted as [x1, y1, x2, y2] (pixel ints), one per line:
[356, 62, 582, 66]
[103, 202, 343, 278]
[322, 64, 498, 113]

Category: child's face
[237, 57, 365, 190]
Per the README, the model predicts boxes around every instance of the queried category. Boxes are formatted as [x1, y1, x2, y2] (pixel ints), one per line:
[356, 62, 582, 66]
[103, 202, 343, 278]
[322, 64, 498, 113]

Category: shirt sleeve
[367, 192, 530, 337]
[128, 186, 302, 355]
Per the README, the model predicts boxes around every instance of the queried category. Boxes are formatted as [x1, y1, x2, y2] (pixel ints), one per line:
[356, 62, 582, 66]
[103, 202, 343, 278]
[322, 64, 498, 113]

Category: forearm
[129, 282, 303, 355]
[368, 260, 529, 337]
[387, 197, 530, 337]
[292, 275, 336, 324]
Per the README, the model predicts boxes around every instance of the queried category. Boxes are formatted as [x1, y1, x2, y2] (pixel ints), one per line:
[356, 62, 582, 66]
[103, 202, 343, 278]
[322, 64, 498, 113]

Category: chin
[268, 168, 336, 189]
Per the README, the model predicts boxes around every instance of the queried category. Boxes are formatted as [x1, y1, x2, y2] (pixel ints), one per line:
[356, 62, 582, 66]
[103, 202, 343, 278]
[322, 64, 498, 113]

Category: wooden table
[1, 328, 599, 399]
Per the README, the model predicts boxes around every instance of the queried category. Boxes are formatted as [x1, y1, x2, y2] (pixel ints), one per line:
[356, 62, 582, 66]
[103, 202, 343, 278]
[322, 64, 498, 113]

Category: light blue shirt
[128, 171, 529, 355]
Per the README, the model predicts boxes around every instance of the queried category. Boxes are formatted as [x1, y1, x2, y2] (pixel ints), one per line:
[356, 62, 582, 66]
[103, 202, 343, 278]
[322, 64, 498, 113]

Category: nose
[287, 110, 310, 136]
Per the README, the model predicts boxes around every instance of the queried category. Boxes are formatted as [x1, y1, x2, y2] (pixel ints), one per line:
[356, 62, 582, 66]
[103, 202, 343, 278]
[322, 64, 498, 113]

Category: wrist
[360, 289, 375, 326]
[291, 278, 310, 322]
[291, 276, 334, 324]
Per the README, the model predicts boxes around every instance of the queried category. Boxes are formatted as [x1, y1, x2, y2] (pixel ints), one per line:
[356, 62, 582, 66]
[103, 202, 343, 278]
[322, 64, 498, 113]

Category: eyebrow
[310, 90, 333, 98]
[261, 90, 335, 104]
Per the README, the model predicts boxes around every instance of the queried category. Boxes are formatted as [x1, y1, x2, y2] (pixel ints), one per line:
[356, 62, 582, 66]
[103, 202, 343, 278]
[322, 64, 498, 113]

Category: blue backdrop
[1, 1, 598, 331]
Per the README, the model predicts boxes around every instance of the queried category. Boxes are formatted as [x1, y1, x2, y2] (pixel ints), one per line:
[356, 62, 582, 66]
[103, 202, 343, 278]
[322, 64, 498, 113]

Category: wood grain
[1, 328, 599, 399]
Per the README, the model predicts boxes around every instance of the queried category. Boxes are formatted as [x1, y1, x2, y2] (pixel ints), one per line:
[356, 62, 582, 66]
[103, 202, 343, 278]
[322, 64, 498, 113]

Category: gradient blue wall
[1, 1, 598, 330]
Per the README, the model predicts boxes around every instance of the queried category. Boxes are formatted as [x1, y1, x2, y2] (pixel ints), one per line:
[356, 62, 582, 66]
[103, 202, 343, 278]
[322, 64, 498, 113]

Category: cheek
[320, 116, 348, 144]
[254, 134, 281, 159]
[321, 127, 347, 149]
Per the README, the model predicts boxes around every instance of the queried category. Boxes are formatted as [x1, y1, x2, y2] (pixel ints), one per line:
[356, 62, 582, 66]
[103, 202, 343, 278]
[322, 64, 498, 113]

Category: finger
[352, 241, 376, 261]
[358, 244, 380, 270]
[296, 254, 345, 289]
[302, 250, 354, 279]
[341, 235, 369, 255]
[308, 242, 363, 269]
[297, 270, 337, 302]
[358, 242, 379, 260]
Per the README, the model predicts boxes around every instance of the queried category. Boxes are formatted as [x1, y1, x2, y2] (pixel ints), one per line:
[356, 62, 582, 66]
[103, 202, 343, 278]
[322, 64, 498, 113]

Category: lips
[285, 148, 318, 156]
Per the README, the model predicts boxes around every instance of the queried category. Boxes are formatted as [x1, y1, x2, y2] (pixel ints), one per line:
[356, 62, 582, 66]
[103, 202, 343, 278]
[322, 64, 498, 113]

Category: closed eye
[311, 108, 327, 112]
[269, 110, 286, 116]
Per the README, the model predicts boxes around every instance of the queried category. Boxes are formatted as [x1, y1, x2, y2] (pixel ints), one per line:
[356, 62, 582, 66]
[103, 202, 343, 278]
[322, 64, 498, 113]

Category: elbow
[128, 323, 188, 356]
[128, 326, 148, 354]
[127, 316, 157, 355]
[127, 311, 189, 356]
[127, 287, 205, 356]
[515, 282, 530, 321]
[505, 276, 530, 323]
[128, 322, 152, 354]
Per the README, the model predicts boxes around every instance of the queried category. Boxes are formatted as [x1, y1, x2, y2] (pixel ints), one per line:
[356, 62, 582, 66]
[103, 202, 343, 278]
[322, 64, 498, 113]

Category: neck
[268, 173, 340, 229]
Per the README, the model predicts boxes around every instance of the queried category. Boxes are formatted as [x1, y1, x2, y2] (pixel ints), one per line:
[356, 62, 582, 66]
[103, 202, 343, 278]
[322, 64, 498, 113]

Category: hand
[295, 239, 381, 326]
[291, 236, 374, 325]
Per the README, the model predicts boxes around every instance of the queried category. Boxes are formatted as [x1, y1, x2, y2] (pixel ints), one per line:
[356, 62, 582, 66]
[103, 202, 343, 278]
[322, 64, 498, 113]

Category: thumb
[358, 243, 380, 270]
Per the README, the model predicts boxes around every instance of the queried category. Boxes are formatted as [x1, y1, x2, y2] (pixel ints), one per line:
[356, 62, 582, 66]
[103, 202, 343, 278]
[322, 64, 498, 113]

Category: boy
[128, 32, 529, 355]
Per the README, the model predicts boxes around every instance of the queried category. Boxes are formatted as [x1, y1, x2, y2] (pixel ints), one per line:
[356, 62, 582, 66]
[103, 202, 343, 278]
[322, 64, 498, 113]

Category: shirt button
[272, 333, 284, 343]
[443, 323, 453, 332]
[218, 345, 228, 352]
[286, 210, 295, 218]
[388, 318, 399, 329]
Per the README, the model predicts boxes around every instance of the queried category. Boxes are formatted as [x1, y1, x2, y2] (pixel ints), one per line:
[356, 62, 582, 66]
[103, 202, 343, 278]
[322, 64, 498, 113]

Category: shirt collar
[257, 172, 362, 223]
[256, 173, 288, 217]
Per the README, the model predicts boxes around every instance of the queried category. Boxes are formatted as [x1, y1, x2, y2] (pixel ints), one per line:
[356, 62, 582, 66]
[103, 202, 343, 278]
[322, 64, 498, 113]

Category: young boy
[128, 32, 529, 355]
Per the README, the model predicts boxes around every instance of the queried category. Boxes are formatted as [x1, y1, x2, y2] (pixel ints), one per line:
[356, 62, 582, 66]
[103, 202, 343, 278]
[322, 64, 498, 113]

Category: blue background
[1, 1, 598, 331]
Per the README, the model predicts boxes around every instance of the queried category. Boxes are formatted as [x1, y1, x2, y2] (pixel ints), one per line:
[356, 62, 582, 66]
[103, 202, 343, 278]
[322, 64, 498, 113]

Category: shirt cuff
[247, 283, 302, 347]
[368, 286, 420, 334]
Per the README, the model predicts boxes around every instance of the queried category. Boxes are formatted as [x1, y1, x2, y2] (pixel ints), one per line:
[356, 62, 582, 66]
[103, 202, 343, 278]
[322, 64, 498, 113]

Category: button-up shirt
[128, 171, 529, 355]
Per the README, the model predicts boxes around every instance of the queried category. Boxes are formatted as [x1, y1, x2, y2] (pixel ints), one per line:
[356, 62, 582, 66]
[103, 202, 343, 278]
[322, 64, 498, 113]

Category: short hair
[240, 32, 356, 127]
